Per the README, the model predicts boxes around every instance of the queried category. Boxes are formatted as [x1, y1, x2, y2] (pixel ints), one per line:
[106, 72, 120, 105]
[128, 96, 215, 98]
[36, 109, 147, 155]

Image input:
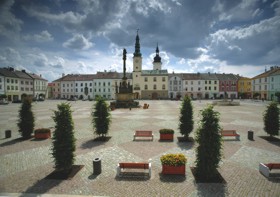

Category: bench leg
[259, 163, 270, 178]
[117, 166, 121, 177]
[236, 135, 240, 141]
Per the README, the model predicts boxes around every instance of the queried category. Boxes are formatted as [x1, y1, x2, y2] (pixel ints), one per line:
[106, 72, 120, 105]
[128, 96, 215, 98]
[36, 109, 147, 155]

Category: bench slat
[265, 163, 280, 170]
[134, 130, 153, 141]
[119, 163, 149, 169]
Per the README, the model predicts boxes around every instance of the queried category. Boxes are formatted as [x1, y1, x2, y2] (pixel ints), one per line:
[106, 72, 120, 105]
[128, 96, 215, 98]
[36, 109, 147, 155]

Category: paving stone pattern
[0, 100, 279, 197]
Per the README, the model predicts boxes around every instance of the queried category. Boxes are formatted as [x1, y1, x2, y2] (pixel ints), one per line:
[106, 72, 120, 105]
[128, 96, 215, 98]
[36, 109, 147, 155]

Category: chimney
[22, 70, 26, 73]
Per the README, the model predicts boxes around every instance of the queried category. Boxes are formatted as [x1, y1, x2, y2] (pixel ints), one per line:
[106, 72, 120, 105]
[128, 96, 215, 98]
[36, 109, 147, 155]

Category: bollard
[5, 130, 11, 138]
[93, 158, 101, 175]
[248, 130, 254, 140]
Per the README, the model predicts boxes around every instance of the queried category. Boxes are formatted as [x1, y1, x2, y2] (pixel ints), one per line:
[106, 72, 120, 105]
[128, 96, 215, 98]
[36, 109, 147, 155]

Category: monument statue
[123, 48, 127, 79]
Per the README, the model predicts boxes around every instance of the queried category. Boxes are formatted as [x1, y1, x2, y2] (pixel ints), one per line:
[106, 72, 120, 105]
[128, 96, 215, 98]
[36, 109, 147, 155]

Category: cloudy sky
[0, 0, 279, 82]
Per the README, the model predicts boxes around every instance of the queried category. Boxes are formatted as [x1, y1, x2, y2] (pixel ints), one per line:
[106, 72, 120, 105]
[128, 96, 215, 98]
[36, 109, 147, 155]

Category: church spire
[133, 29, 142, 57]
[153, 43, 161, 63]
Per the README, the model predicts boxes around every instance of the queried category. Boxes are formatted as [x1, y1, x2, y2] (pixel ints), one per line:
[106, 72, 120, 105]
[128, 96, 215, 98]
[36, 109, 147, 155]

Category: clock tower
[133, 30, 142, 72]
[132, 30, 142, 98]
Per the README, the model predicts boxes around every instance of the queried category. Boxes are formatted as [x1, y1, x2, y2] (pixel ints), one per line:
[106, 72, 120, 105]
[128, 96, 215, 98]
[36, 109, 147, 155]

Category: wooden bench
[221, 130, 240, 140]
[117, 160, 152, 177]
[133, 130, 153, 141]
[259, 163, 280, 178]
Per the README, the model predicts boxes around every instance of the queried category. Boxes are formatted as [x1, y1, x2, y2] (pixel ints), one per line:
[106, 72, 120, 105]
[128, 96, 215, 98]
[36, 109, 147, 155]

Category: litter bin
[93, 157, 101, 175]
[5, 130, 11, 138]
[248, 130, 254, 140]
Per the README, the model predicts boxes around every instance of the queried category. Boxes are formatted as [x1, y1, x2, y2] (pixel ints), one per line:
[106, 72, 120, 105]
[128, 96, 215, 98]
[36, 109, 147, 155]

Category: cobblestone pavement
[0, 100, 279, 197]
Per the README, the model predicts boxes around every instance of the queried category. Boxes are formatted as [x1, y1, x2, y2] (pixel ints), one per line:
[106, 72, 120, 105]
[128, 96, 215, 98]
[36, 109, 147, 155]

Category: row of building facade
[0, 67, 48, 101]
[48, 66, 279, 101]
[1, 33, 280, 102]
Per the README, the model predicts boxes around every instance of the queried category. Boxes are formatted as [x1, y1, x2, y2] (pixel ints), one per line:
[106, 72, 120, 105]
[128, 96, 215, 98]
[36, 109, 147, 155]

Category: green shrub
[179, 96, 194, 138]
[159, 129, 175, 134]
[195, 105, 222, 180]
[52, 103, 76, 172]
[160, 153, 187, 166]
[92, 96, 111, 137]
[263, 101, 279, 137]
[18, 98, 35, 139]
[35, 128, 51, 134]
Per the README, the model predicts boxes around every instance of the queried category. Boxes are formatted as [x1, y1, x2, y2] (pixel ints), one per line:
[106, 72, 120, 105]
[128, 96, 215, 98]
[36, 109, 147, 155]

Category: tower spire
[133, 29, 142, 57]
[153, 43, 161, 63]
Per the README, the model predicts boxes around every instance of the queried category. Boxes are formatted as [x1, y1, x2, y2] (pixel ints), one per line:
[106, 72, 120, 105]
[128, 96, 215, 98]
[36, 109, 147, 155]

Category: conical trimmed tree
[18, 98, 35, 139]
[52, 103, 76, 172]
[195, 105, 222, 181]
[263, 101, 279, 138]
[92, 96, 111, 138]
[179, 96, 194, 139]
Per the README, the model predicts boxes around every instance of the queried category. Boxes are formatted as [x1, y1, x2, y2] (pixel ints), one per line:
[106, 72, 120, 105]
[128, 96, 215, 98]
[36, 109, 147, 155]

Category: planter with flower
[159, 129, 174, 141]
[34, 128, 51, 139]
[160, 153, 187, 175]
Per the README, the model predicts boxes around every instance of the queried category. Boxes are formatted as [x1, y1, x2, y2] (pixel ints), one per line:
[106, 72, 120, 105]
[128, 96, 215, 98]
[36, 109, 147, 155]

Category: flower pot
[34, 130, 51, 139]
[160, 133, 174, 141]
[162, 165, 185, 175]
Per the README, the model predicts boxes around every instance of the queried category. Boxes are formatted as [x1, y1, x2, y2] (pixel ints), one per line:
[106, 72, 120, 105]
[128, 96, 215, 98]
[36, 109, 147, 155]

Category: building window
[15, 80, 18, 83]
[265, 85, 267, 90]
[7, 86, 10, 90]
[205, 81, 207, 84]
[205, 87, 207, 90]
[170, 81, 172, 85]
[103, 82, 105, 86]
[154, 85, 157, 90]
[214, 81, 217, 84]
[81, 83, 83, 86]
[209, 81, 211, 84]
[209, 87, 211, 90]
[145, 77, 148, 82]
[153, 77, 156, 82]
[15, 86, 18, 90]
[214, 87, 217, 90]
[162, 84, 165, 89]
[76, 83, 78, 87]
[271, 77, 274, 82]
[90, 83, 92, 86]
[63, 84, 65, 87]
[85, 83, 87, 87]
[162, 77, 165, 82]
[185, 81, 188, 85]
[81, 88, 83, 92]
[191, 81, 193, 85]
[145, 85, 148, 90]
[191, 87, 193, 91]
[90, 88, 92, 92]
[198, 81, 200, 85]
[108, 82, 110, 86]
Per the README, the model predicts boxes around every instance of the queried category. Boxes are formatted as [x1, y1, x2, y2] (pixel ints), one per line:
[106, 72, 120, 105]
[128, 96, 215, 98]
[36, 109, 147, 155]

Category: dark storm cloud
[1, 0, 280, 82]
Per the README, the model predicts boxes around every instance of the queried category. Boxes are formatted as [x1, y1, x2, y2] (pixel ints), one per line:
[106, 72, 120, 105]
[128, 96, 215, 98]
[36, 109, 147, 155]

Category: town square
[0, 99, 279, 196]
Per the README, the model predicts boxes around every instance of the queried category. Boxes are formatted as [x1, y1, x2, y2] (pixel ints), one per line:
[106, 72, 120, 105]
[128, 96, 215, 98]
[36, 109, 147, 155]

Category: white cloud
[34, 30, 54, 42]
[24, 30, 54, 42]
[177, 58, 186, 64]
[63, 34, 93, 50]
